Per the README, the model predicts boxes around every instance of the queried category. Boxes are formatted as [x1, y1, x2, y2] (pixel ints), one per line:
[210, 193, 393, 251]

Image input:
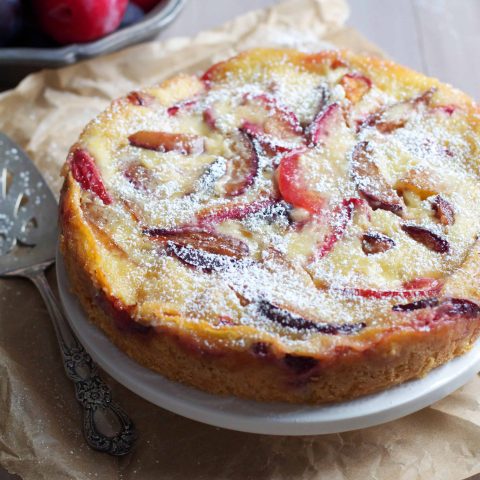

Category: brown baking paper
[0, 1, 479, 479]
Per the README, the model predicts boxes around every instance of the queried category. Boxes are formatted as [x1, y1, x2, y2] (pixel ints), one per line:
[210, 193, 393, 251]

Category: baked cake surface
[60, 48, 480, 403]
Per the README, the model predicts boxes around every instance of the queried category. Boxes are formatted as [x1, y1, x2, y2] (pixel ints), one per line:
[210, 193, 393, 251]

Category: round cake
[59, 48, 480, 403]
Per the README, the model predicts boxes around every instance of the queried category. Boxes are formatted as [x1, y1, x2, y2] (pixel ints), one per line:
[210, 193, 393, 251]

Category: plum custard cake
[60, 48, 480, 403]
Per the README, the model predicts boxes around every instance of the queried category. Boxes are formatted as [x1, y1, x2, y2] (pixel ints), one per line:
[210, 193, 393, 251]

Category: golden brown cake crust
[59, 48, 480, 403]
[61, 226, 480, 403]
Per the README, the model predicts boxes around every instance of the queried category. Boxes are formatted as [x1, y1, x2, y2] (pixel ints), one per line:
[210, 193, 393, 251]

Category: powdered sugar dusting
[72, 50, 480, 351]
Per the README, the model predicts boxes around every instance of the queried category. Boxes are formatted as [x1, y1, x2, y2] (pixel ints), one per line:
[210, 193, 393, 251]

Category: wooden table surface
[1, 1, 478, 479]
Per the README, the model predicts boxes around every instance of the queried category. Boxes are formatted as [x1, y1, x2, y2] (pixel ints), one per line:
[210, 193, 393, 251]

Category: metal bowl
[0, 0, 186, 89]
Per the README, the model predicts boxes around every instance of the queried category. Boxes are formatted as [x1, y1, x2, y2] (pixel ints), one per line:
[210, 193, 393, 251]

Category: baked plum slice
[315, 198, 367, 259]
[145, 227, 249, 272]
[402, 277, 441, 291]
[336, 278, 442, 300]
[339, 73, 372, 104]
[401, 224, 450, 254]
[362, 231, 395, 255]
[243, 94, 301, 131]
[124, 163, 154, 191]
[431, 105, 458, 116]
[279, 103, 354, 218]
[395, 168, 441, 200]
[431, 195, 455, 226]
[145, 227, 249, 255]
[221, 130, 260, 197]
[166, 243, 245, 272]
[128, 130, 204, 155]
[167, 98, 198, 116]
[362, 88, 436, 134]
[69, 148, 112, 205]
[437, 298, 480, 317]
[196, 198, 279, 227]
[436, 298, 480, 317]
[258, 300, 366, 335]
[392, 297, 440, 311]
[203, 107, 217, 130]
[351, 141, 405, 215]
[277, 148, 329, 215]
[306, 102, 343, 147]
[126, 91, 155, 106]
[393, 297, 480, 326]
[185, 157, 228, 197]
[240, 121, 301, 157]
[239, 94, 304, 154]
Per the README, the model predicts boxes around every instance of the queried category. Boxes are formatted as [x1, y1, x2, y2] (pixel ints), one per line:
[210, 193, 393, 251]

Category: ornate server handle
[29, 268, 136, 456]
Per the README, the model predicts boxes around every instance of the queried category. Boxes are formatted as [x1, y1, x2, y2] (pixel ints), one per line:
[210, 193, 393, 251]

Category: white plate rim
[56, 249, 480, 435]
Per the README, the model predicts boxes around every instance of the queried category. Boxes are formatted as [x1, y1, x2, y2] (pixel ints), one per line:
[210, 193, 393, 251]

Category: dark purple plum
[120, 2, 144, 28]
[0, 0, 23, 46]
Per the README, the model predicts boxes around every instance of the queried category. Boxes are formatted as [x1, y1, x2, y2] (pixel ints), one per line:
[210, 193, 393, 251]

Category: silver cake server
[0, 132, 135, 455]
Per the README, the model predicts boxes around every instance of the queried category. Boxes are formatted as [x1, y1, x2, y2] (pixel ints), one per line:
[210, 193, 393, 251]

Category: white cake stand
[56, 251, 480, 435]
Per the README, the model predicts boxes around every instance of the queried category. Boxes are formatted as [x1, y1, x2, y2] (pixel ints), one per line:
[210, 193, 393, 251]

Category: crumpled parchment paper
[0, 0, 479, 479]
